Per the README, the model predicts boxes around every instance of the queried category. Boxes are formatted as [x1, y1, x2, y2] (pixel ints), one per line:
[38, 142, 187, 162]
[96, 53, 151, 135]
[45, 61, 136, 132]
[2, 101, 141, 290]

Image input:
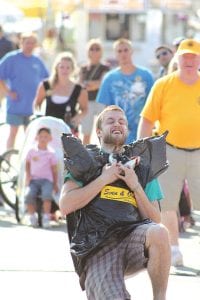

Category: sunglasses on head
[156, 51, 169, 59]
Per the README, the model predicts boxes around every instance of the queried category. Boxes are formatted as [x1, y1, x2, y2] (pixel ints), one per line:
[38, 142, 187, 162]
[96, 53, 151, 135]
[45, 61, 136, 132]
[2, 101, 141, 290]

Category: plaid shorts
[84, 222, 156, 300]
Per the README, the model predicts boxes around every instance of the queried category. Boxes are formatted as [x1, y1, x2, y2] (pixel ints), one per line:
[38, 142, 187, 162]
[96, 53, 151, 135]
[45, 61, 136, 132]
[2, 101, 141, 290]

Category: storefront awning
[84, 0, 147, 13]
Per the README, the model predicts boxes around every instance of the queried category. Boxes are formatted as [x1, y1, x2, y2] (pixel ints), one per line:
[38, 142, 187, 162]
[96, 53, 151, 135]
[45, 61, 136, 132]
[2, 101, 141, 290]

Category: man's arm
[85, 68, 109, 92]
[59, 163, 121, 215]
[0, 80, 17, 100]
[132, 185, 161, 223]
[137, 117, 155, 139]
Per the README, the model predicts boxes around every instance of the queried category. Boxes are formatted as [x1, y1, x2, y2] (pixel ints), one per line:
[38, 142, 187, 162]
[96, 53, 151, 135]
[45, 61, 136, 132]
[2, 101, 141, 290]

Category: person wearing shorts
[25, 178, 53, 206]
[6, 113, 30, 127]
[137, 38, 200, 267]
[0, 32, 49, 150]
[25, 127, 58, 228]
[59, 105, 170, 300]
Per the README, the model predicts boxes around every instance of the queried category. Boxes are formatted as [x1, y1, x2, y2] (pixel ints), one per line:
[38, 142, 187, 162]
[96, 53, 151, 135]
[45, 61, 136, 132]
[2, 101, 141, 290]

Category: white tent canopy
[0, 1, 24, 22]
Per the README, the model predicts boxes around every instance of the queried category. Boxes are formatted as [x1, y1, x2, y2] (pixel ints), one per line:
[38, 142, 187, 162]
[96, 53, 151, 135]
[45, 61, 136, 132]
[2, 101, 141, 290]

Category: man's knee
[146, 224, 170, 249]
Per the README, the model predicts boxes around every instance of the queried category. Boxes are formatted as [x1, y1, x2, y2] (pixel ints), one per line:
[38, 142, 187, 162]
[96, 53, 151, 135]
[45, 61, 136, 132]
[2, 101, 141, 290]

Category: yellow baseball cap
[177, 39, 200, 55]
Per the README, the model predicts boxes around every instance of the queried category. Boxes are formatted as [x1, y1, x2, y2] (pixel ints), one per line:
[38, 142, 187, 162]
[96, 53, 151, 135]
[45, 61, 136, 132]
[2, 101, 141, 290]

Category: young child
[24, 127, 58, 228]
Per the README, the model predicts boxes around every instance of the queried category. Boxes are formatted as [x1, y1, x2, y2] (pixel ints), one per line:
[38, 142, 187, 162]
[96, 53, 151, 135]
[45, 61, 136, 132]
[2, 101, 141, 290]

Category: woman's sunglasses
[89, 47, 101, 52]
[156, 51, 169, 59]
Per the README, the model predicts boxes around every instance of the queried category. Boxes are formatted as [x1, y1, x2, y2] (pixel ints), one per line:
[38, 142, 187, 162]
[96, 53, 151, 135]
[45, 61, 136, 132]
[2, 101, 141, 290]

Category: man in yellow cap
[137, 39, 200, 267]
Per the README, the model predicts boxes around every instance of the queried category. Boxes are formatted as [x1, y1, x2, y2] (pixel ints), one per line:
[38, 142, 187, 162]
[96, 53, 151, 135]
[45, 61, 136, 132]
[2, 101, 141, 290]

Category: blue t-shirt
[65, 173, 163, 203]
[96, 67, 154, 143]
[0, 50, 49, 115]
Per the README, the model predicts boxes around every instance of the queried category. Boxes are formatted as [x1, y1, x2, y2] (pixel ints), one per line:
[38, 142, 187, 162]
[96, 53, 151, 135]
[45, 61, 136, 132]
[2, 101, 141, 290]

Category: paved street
[0, 105, 200, 299]
[0, 204, 200, 300]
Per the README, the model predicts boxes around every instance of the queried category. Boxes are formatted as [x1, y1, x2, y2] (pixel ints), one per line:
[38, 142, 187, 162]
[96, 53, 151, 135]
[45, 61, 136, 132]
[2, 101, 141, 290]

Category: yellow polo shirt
[141, 71, 200, 148]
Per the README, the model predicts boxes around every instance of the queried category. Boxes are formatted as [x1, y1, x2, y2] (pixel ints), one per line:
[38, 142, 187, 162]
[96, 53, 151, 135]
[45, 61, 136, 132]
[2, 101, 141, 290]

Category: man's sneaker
[42, 213, 51, 229]
[26, 213, 38, 227]
[171, 248, 183, 267]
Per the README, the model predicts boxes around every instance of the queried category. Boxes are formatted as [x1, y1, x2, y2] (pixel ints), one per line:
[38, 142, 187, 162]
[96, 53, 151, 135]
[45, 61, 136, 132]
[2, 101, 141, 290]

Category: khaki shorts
[160, 145, 200, 211]
[81, 101, 105, 135]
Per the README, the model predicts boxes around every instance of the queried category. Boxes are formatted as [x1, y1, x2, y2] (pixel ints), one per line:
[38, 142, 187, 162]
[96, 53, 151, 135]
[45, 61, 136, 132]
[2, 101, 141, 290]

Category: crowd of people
[0, 24, 200, 300]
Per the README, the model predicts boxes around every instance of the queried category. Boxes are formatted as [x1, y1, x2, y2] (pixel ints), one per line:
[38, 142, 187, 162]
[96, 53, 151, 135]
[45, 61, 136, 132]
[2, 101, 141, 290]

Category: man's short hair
[96, 105, 127, 130]
[20, 32, 38, 43]
[113, 38, 133, 50]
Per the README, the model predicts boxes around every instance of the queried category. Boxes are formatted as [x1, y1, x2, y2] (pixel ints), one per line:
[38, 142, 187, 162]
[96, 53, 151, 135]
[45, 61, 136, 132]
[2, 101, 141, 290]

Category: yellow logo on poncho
[101, 185, 137, 207]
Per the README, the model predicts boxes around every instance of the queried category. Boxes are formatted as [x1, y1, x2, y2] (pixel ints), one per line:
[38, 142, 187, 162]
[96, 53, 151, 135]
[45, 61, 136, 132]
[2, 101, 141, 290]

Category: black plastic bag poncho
[61, 132, 169, 279]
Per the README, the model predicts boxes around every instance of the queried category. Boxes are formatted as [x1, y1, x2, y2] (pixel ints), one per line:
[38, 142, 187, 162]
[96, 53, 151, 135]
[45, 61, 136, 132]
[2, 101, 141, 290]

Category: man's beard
[103, 132, 126, 147]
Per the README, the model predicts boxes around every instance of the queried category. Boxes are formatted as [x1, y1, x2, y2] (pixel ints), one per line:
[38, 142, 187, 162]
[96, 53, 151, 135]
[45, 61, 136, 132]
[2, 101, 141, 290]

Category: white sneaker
[26, 213, 38, 227]
[42, 213, 51, 229]
[171, 248, 183, 266]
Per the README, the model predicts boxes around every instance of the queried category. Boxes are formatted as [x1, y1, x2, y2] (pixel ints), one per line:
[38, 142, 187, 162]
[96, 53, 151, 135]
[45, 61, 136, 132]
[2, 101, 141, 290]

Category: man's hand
[117, 163, 139, 191]
[100, 162, 121, 185]
[7, 90, 17, 100]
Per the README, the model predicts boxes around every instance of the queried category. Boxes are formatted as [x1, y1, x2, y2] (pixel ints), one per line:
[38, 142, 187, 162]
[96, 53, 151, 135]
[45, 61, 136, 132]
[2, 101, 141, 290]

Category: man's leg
[161, 210, 183, 266]
[84, 240, 131, 300]
[159, 146, 185, 266]
[145, 224, 171, 300]
[6, 125, 19, 149]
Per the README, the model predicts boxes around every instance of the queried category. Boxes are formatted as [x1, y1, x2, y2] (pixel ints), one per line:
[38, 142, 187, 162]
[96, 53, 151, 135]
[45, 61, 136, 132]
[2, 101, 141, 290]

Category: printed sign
[101, 185, 137, 207]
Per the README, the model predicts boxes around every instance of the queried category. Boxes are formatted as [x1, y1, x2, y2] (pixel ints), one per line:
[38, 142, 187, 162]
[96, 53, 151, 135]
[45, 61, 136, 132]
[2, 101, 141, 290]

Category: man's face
[22, 37, 37, 56]
[97, 110, 128, 146]
[178, 53, 200, 73]
[115, 42, 133, 66]
[155, 48, 173, 68]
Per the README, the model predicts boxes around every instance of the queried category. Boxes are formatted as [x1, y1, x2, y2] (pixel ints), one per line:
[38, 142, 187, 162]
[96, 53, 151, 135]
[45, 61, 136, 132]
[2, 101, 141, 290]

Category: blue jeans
[25, 179, 53, 204]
